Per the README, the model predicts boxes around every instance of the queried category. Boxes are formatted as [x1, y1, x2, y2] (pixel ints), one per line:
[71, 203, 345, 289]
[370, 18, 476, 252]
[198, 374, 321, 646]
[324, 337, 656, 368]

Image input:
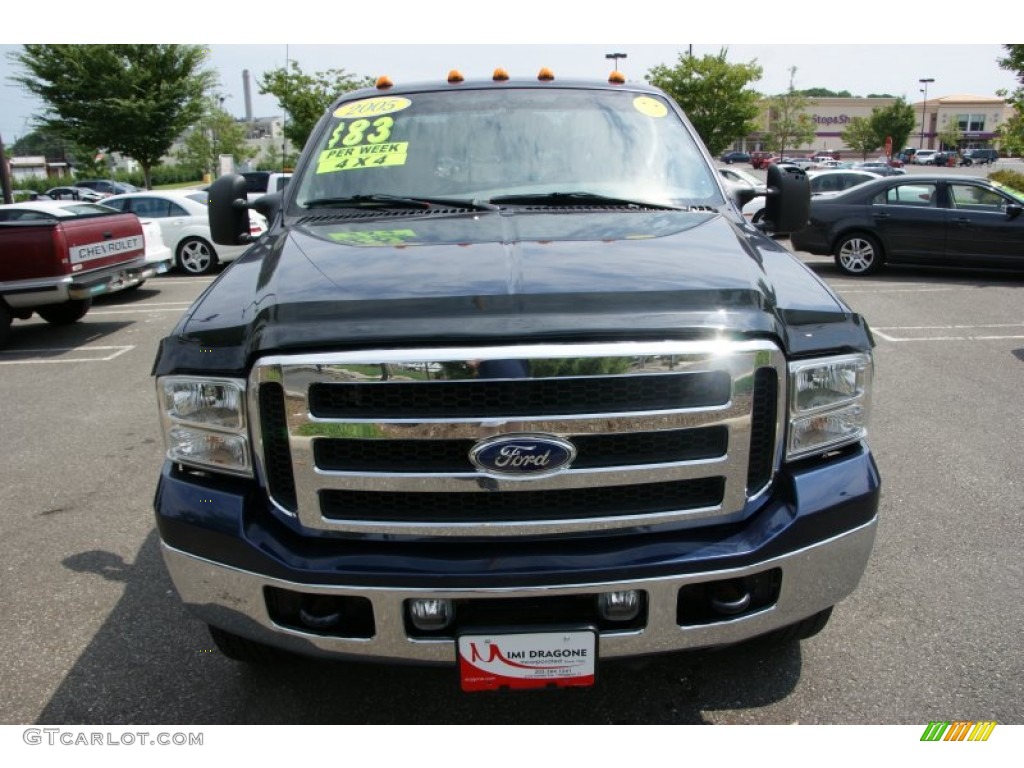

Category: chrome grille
[249, 341, 786, 536]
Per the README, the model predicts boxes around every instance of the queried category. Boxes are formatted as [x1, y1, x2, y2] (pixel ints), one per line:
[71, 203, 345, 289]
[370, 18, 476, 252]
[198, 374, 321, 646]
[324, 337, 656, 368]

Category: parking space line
[87, 306, 191, 316]
[872, 323, 1024, 342]
[0, 345, 136, 365]
[154, 278, 216, 284]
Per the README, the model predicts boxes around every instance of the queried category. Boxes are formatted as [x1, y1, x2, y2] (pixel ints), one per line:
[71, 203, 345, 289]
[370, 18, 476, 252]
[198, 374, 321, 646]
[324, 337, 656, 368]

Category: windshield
[292, 87, 722, 209]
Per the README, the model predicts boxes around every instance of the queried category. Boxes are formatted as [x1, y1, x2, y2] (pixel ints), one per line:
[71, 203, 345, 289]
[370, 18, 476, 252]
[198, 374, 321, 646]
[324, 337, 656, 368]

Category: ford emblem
[469, 434, 576, 478]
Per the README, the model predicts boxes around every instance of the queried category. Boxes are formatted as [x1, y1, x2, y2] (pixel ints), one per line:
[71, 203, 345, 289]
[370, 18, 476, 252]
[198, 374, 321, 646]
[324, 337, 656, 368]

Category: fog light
[408, 599, 454, 631]
[597, 590, 641, 622]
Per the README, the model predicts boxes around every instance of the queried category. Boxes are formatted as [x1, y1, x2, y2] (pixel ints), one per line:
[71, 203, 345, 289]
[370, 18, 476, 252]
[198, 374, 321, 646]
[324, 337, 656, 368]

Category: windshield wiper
[304, 194, 497, 211]
[488, 191, 685, 210]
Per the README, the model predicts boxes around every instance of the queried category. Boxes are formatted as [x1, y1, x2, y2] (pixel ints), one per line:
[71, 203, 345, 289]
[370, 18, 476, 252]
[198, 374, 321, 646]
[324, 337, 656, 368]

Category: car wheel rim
[180, 241, 212, 273]
[839, 239, 875, 272]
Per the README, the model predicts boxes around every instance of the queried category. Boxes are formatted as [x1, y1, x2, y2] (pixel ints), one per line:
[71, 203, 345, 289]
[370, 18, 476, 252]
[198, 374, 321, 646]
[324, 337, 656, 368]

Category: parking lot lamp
[919, 78, 934, 149]
[605, 52, 627, 72]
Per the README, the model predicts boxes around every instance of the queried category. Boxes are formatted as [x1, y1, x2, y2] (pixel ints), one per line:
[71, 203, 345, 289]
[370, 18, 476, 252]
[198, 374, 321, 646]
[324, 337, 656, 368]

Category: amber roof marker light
[493, 68, 510, 82]
[608, 71, 626, 84]
[537, 67, 555, 81]
[375, 75, 393, 90]
[448, 70, 465, 84]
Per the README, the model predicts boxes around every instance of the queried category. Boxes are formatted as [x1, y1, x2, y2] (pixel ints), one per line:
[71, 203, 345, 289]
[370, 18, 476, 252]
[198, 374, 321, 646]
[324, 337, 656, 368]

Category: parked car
[72, 179, 138, 197]
[743, 169, 881, 226]
[718, 166, 765, 192]
[852, 161, 906, 177]
[895, 149, 917, 165]
[241, 171, 292, 202]
[750, 151, 777, 169]
[783, 157, 820, 171]
[0, 199, 170, 290]
[718, 151, 751, 164]
[101, 189, 267, 275]
[0, 200, 170, 344]
[960, 148, 999, 167]
[790, 175, 1024, 276]
[45, 186, 106, 203]
[911, 149, 939, 165]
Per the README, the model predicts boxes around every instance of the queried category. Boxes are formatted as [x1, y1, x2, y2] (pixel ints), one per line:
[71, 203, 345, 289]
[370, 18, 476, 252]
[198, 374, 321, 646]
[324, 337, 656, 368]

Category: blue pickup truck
[152, 71, 879, 692]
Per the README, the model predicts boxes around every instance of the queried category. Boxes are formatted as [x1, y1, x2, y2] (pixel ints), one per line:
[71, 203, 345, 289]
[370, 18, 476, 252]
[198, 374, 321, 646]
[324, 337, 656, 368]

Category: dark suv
[960, 149, 999, 167]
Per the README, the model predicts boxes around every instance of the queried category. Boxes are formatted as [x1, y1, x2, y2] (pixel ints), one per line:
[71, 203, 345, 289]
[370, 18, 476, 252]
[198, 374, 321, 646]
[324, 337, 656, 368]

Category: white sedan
[0, 200, 171, 291]
[102, 190, 267, 275]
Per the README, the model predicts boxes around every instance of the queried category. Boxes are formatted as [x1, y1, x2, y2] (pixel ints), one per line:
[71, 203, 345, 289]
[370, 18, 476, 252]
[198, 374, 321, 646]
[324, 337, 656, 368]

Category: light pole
[605, 52, 627, 72]
[919, 78, 934, 150]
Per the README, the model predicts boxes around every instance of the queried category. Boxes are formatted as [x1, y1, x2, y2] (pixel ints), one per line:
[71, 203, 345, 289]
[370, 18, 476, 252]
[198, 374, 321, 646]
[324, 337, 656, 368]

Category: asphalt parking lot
[1, 203, 1022, 725]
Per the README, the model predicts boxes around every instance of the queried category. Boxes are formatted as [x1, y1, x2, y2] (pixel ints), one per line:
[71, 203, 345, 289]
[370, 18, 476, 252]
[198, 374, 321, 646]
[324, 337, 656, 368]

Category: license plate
[457, 630, 596, 692]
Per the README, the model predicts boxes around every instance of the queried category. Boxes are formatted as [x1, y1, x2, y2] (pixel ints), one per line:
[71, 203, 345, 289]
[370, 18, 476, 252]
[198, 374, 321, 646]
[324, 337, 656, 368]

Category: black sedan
[43, 186, 107, 203]
[719, 151, 751, 164]
[790, 176, 1024, 276]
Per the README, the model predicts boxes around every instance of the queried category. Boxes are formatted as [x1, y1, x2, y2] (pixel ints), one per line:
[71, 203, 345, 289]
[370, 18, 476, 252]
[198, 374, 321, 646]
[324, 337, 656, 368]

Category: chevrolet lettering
[153, 69, 879, 691]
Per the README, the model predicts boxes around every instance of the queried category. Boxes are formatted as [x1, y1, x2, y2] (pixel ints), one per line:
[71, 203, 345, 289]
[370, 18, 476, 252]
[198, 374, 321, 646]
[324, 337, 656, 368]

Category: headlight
[158, 377, 252, 476]
[787, 354, 872, 459]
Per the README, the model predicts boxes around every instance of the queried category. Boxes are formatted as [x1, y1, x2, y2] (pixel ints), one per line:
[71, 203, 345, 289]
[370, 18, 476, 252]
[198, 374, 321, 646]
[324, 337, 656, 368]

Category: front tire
[176, 237, 218, 275]
[835, 233, 884, 276]
[36, 298, 92, 325]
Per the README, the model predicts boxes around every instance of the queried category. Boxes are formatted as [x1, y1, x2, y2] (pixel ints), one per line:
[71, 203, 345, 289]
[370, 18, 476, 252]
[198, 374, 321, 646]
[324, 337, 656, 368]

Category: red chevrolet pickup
[0, 200, 167, 346]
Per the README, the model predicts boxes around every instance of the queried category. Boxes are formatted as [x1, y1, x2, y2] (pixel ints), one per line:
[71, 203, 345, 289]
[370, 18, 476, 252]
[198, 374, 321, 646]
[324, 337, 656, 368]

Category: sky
[2, 2, 1022, 147]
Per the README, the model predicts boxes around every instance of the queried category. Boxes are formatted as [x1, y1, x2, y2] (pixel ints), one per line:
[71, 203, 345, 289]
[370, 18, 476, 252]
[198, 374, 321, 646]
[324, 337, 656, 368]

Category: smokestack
[243, 69, 253, 123]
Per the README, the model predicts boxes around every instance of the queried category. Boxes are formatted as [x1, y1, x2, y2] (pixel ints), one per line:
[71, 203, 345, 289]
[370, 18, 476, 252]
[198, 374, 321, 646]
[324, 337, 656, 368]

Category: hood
[155, 209, 869, 376]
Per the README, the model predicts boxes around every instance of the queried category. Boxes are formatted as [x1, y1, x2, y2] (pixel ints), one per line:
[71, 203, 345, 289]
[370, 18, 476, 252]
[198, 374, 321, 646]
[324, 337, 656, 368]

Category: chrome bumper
[2, 259, 171, 308]
[67, 258, 171, 299]
[162, 517, 877, 663]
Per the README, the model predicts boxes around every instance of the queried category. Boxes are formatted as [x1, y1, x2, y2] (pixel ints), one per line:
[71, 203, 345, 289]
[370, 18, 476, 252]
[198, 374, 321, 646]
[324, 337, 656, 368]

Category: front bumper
[155, 446, 880, 663]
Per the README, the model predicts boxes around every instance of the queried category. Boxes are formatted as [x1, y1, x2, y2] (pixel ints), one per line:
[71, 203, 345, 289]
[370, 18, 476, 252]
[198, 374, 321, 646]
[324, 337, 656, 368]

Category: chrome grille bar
[249, 340, 786, 536]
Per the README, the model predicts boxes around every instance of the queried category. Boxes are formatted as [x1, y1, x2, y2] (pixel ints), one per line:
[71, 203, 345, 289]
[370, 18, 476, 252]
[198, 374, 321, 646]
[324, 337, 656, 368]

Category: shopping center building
[734, 94, 1013, 156]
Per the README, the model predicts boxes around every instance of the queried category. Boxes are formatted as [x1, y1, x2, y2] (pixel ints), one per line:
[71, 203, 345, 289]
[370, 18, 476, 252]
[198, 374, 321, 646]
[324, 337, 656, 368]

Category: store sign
[812, 115, 853, 126]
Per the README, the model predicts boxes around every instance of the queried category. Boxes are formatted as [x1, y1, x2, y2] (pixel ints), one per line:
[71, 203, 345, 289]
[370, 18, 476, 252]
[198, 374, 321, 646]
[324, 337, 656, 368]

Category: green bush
[988, 168, 1024, 193]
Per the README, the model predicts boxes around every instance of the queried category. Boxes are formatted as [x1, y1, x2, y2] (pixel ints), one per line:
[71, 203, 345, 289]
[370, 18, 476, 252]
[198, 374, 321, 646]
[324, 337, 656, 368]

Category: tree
[646, 49, 763, 157]
[259, 62, 373, 152]
[842, 117, 880, 160]
[937, 120, 963, 152]
[763, 67, 817, 156]
[868, 97, 917, 155]
[176, 97, 255, 176]
[255, 142, 299, 173]
[10, 45, 216, 189]
[996, 45, 1024, 155]
[797, 88, 853, 98]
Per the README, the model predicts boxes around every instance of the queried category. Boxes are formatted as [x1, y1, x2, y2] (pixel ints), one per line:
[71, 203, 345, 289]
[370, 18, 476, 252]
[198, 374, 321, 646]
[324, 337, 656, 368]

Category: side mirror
[1005, 203, 1023, 220]
[208, 174, 251, 246]
[762, 163, 811, 235]
[731, 185, 759, 209]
